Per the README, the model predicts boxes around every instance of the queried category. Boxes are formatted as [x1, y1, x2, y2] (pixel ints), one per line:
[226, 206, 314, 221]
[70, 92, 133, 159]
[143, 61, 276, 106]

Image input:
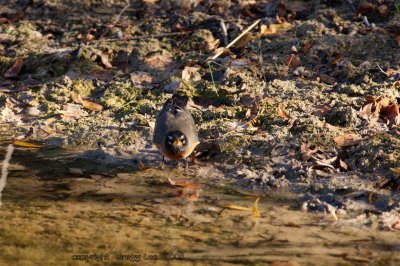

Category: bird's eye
[180, 135, 185, 139]
[168, 136, 173, 140]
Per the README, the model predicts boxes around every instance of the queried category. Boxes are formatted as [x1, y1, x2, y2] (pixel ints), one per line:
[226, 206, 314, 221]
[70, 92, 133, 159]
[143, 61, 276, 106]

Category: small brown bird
[153, 94, 199, 168]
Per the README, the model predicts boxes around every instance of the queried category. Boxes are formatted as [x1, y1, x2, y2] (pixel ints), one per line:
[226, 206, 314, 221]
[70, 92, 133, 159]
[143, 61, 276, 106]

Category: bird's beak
[173, 139, 182, 146]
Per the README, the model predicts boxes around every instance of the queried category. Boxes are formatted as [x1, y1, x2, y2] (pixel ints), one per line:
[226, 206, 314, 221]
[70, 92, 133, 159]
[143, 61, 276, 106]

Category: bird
[153, 94, 199, 169]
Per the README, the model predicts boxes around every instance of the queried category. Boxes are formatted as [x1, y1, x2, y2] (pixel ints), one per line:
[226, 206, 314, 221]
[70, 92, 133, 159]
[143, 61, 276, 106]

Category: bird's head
[165, 131, 187, 155]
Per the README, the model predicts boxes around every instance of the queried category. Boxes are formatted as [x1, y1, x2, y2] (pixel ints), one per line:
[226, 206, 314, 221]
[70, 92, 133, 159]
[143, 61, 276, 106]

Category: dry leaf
[181, 66, 201, 81]
[319, 74, 337, 85]
[380, 103, 399, 127]
[339, 159, 348, 171]
[70, 92, 82, 104]
[252, 197, 260, 218]
[286, 54, 301, 68]
[12, 140, 42, 148]
[391, 220, 400, 231]
[100, 51, 114, 69]
[176, 187, 201, 202]
[396, 35, 400, 47]
[259, 22, 292, 36]
[58, 104, 88, 119]
[334, 134, 363, 147]
[130, 71, 154, 85]
[277, 103, 292, 120]
[368, 192, 375, 203]
[41, 126, 56, 135]
[312, 105, 331, 117]
[80, 98, 103, 112]
[390, 168, 400, 175]
[225, 205, 251, 211]
[71, 92, 103, 112]
[143, 53, 172, 70]
[168, 178, 204, 187]
[4, 58, 24, 78]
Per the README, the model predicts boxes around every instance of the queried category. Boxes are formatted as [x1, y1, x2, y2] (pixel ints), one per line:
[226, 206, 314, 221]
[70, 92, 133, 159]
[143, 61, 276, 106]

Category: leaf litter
[1, 0, 400, 264]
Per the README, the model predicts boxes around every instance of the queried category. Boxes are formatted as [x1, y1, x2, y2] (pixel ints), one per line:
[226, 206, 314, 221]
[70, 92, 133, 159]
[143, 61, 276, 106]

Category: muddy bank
[1, 0, 400, 264]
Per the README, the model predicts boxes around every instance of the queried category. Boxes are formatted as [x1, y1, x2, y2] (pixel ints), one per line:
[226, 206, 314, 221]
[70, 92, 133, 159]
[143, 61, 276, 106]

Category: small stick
[94, 31, 192, 42]
[362, 16, 371, 27]
[210, 19, 261, 60]
[376, 63, 388, 76]
[0, 144, 14, 207]
[220, 20, 229, 46]
[100, 3, 130, 38]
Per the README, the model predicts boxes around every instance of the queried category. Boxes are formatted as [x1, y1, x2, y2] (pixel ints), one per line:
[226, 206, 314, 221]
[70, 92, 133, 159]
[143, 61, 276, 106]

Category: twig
[220, 20, 229, 46]
[94, 31, 192, 42]
[0, 144, 14, 207]
[376, 63, 388, 76]
[362, 16, 371, 27]
[210, 19, 261, 61]
[100, 3, 130, 38]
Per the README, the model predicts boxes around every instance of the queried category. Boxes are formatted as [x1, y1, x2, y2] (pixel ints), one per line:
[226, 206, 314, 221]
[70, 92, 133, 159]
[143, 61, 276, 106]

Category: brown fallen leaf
[176, 187, 201, 202]
[70, 92, 103, 112]
[143, 53, 173, 70]
[380, 102, 399, 127]
[259, 22, 292, 36]
[41, 126, 56, 135]
[130, 71, 154, 85]
[252, 197, 260, 218]
[181, 66, 201, 82]
[396, 35, 400, 47]
[277, 103, 292, 120]
[168, 178, 204, 188]
[12, 140, 42, 148]
[58, 104, 88, 119]
[368, 192, 375, 203]
[318, 74, 337, 85]
[4, 58, 24, 78]
[334, 134, 363, 147]
[391, 220, 400, 231]
[100, 51, 115, 69]
[390, 168, 400, 176]
[286, 54, 301, 68]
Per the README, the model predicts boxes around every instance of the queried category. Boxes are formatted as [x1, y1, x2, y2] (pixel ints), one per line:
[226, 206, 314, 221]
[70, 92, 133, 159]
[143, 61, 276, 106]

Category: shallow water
[1, 147, 400, 266]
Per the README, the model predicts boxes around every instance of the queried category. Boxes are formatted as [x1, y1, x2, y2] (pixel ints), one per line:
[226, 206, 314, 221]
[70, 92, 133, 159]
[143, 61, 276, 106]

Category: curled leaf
[12, 140, 42, 148]
[252, 197, 260, 218]
[390, 168, 400, 176]
[168, 178, 204, 187]
[334, 134, 363, 147]
[277, 103, 292, 120]
[71, 92, 103, 112]
[4, 58, 24, 78]
[100, 51, 115, 69]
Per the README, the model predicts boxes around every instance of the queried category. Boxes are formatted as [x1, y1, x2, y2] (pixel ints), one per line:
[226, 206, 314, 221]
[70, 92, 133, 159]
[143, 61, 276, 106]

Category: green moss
[71, 80, 94, 97]
[101, 81, 139, 109]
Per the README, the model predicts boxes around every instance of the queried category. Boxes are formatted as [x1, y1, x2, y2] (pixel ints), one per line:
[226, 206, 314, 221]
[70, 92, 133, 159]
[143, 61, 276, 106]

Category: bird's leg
[160, 156, 165, 169]
[185, 157, 189, 171]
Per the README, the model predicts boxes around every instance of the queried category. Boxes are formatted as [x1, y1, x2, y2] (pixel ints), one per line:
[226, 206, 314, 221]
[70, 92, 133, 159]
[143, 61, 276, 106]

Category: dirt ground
[0, 0, 400, 265]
